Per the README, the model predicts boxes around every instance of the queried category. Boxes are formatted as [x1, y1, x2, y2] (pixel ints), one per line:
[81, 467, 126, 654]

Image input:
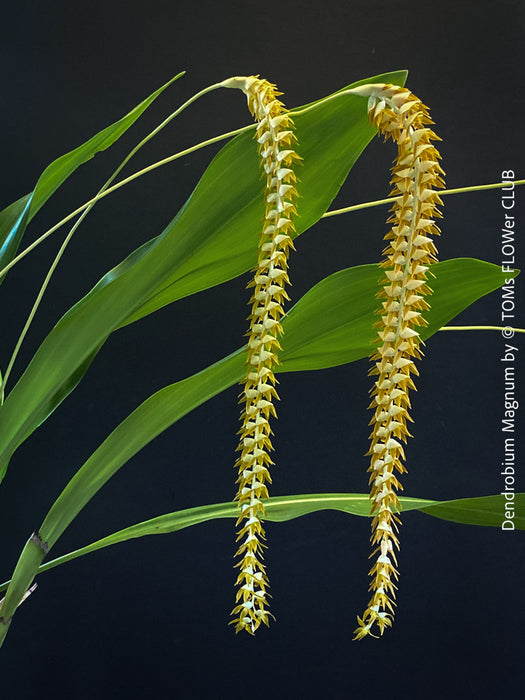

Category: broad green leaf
[1, 492, 521, 594]
[119, 70, 408, 326]
[0, 73, 184, 281]
[32, 258, 516, 549]
[279, 257, 520, 371]
[0, 71, 406, 478]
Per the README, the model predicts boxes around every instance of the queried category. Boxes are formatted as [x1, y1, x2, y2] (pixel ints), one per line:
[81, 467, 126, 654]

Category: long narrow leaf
[0, 73, 184, 281]
[1, 492, 521, 594]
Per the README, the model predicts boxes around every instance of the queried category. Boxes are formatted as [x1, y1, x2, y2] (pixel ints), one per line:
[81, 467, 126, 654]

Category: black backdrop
[1, 1, 523, 698]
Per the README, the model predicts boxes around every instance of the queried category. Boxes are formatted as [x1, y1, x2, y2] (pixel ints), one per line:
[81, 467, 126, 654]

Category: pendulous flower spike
[224, 76, 300, 635]
[350, 83, 445, 640]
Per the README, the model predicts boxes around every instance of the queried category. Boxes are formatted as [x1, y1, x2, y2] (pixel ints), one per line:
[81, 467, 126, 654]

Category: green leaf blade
[0, 72, 184, 279]
[279, 258, 519, 371]
[121, 70, 409, 325]
[1, 492, 520, 595]
[418, 494, 523, 529]
[39, 350, 244, 547]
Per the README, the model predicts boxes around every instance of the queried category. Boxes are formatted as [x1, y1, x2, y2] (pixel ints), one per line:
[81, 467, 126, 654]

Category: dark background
[0, 1, 523, 697]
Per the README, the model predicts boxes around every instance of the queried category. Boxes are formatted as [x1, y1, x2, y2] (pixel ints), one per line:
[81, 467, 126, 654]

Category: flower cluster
[224, 76, 300, 634]
[350, 84, 445, 639]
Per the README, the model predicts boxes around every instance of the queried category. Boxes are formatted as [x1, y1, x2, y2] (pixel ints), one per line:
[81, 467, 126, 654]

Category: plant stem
[322, 179, 525, 218]
[439, 325, 524, 333]
[0, 534, 46, 645]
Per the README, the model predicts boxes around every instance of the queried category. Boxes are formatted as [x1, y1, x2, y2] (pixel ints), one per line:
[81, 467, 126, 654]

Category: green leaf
[1, 492, 521, 594]
[39, 349, 244, 547]
[419, 494, 522, 529]
[0, 71, 406, 477]
[32, 258, 516, 550]
[0, 72, 184, 281]
[120, 70, 409, 325]
[279, 257, 519, 371]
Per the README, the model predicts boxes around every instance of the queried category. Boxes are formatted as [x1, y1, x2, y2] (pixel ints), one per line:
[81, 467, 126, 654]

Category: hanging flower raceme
[348, 83, 445, 639]
[222, 76, 301, 634]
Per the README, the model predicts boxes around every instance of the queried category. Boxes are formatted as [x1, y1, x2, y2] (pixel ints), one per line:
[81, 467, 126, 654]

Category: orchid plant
[0, 69, 522, 647]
